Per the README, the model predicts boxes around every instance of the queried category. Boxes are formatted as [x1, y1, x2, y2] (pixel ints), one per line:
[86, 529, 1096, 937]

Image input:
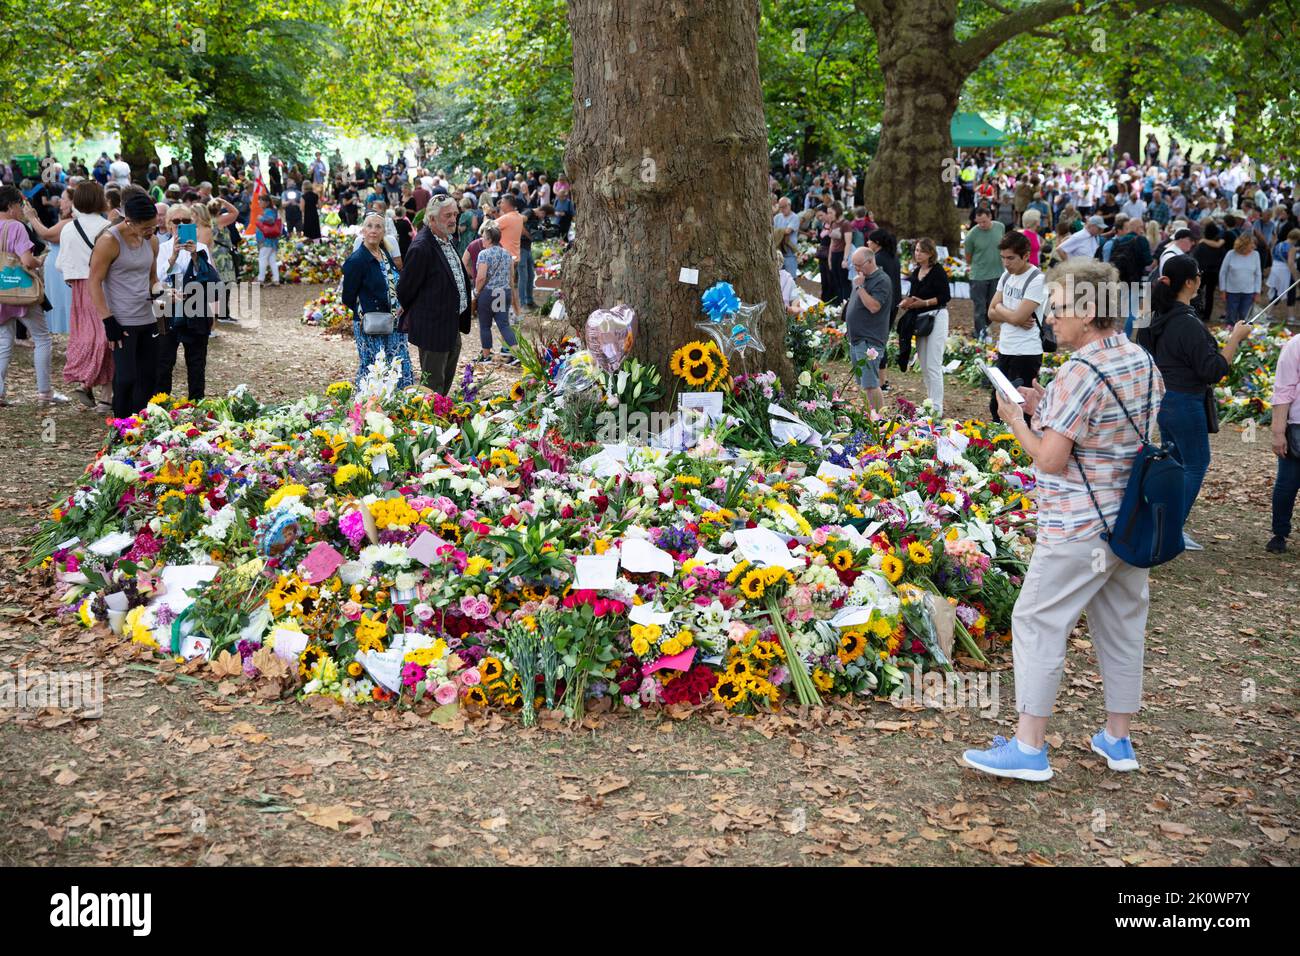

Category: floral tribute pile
[30, 285, 1039, 724]
[301, 285, 354, 335]
[237, 230, 357, 285]
[1215, 323, 1293, 425]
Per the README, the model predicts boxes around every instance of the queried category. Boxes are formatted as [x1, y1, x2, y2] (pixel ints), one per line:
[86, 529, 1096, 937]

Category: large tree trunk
[119, 121, 156, 186]
[187, 114, 212, 183]
[562, 0, 790, 396]
[1115, 64, 1141, 164]
[862, 2, 962, 248]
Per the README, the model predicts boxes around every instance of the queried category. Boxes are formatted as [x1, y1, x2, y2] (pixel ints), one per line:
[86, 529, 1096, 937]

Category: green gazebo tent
[951, 112, 1006, 149]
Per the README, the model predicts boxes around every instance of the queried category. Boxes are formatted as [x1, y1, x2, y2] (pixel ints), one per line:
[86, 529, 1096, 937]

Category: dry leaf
[298, 804, 357, 831]
[209, 651, 243, 678]
[53, 769, 80, 786]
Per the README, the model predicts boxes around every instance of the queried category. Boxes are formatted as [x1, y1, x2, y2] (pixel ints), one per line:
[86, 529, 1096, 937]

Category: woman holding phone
[1137, 254, 1252, 551]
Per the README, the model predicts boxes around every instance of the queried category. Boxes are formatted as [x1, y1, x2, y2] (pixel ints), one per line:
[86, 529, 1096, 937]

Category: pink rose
[459, 668, 481, 687]
[434, 682, 458, 706]
[342, 601, 363, 621]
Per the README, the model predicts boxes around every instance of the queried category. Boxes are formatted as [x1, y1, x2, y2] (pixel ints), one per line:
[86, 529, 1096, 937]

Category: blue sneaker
[961, 735, 1054, 781]
[1090, 731, 1140, 771]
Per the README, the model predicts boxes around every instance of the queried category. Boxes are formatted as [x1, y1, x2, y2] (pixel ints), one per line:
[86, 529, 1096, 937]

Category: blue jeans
[1158, 389, 1211, 523]
[970, 278, 999, 340]
[782, 252, 797, 277]
[477, 293, 517, 351]
[1224, 291, 1253, 325]
[516, 247, 535, 306]
[1273, 451, 1300, 539]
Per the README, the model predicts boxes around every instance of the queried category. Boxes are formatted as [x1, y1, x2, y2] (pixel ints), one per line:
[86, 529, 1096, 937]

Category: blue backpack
[1070, 355, 1186, 568]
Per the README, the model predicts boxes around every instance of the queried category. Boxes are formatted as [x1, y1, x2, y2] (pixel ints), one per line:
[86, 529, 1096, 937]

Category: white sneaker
[1183, 533, 1203, 551]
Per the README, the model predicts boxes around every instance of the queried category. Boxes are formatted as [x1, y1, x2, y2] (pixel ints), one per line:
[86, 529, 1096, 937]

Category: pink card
[408, 530, 449, 567]
[299, 542, 344, 584]
[642, 647, 696, 675]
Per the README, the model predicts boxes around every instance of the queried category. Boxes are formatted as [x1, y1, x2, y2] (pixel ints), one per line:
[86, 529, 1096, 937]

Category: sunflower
[439, 522, 463, 543]
[509, 381, 526, 402]
[881, 553, 905, 583]
[725, 657, 755, 679]
[751, 640, 776, 661]
[831, 549, 854, 572]
[907, 542, 933, 565]
[156, 489, 188, 513]
[738, 568, 767, 600]
[521, 583, 550, 603]
[726, 560, 751, 585]
[712, 676, 745, 708]
[463, 685, 489, 706]
[479, 656, 504, 683]
[683, 356, 716, 388]
[298, 644, 328, 680]
[812, 668, 834, 692]
[837, 628, 867, 664]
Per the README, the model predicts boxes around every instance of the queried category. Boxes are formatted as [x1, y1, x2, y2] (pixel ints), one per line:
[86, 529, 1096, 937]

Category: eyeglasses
[171, 218, 192, 225]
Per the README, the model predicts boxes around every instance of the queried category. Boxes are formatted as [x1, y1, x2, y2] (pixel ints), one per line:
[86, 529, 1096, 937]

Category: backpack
[172, 249, 223, 335]
[1109, 234, 1145, 283]
[259, 216, 283, 239]
[1069, 355, 1186, 568]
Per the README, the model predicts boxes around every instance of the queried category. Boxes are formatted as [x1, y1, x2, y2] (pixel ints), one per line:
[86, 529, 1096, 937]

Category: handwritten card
[679, 391, 723, 421]
[732, 526, 803, 570]
[620, 537, 675, 576]
[407, 530, 449, 567]
[678, 267, 699, 285]
[573, 554, 620, 591]
[299, 542, 345, 584]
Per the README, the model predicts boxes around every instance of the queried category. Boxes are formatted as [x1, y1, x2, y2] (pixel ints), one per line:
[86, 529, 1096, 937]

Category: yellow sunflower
[812, 668, 834, 693]
[462, 685, 489, 706]
[837, 628, 867, 664]
[479, 656, 504, 683]
[712, 676, 745, 708]
[831, 549, 854, 572]
[738, 569, 767, 600]
[881, 554, 904, 583]
[907, 542, 933, 565]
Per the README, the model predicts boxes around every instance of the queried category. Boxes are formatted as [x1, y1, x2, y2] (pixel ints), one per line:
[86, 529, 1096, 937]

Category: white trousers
[257, 245, 280, 284]
[0, 307, 53, 398]
[915, 307, 948, 416]
[1011, 533, 1150, 717]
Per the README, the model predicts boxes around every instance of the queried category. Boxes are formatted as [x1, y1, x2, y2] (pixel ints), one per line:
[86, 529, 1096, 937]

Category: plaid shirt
[1032, 335, 1166, 542]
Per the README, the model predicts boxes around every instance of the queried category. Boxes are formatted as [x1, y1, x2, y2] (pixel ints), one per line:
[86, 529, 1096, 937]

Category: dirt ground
[0, 287, 1295, 867]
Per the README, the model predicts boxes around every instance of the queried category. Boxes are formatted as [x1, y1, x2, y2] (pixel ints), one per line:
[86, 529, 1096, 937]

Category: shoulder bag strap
[73, 218, 96, 252]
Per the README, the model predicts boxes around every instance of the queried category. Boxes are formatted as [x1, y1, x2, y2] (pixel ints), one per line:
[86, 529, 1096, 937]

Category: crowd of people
[765, 146, 1299, 780]
[0, 146, 576, 410]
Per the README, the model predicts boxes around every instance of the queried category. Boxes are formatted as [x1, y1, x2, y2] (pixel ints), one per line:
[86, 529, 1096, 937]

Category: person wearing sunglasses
[154, 204, 214, 399]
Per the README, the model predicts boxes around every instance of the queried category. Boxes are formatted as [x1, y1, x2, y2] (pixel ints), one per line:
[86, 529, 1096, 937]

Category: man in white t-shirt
[109, 154, 131, 187]
[986, 229, 1045, 420]
[1120, 192, 1147, 221]
[773, 196, 801, 276]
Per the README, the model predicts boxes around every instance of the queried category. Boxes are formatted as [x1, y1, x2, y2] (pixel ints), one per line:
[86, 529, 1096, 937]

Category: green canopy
[950, 112, 1006, 149]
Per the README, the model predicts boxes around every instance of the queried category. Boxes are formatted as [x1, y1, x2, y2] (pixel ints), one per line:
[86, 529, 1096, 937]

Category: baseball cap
[1086, 215, 1105, 228]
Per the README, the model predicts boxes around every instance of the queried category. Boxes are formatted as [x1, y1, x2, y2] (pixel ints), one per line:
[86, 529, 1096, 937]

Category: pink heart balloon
[585, 304, 637, 373]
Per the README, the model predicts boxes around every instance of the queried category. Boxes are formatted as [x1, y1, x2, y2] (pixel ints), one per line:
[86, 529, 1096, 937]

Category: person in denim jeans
[1267, 335, 1300, 553]
[1138, 254, 1252, 550]
[1218, 231, 1261, 326]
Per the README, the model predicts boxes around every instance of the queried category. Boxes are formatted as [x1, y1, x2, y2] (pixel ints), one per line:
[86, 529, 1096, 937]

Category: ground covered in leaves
[1, 289, 1296, 866]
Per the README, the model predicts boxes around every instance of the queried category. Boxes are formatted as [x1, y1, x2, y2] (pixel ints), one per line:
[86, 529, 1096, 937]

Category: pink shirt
[1, 218, 35, 323]
[1271, 334, 1300, 426]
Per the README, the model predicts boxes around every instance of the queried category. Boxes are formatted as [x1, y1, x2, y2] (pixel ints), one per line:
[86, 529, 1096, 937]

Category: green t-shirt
[964, 221, 1006, 281]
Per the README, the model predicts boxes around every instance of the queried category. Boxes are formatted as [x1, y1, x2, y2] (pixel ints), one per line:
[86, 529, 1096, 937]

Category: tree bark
[187, 114, 212, 183]
[1115, 63, 1141, 163]
[860, 0, 962, 248]
[563, 0, 790, 395]
[119, 121, 157, 186]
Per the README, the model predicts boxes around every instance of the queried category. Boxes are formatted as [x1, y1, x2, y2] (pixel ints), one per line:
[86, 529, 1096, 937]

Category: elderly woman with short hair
[472, 221, 520, 364]
[963, 256, 1166, 781]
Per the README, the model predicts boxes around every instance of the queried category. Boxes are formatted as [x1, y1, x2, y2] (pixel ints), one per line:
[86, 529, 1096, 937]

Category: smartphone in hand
[178, 223, 197, 244]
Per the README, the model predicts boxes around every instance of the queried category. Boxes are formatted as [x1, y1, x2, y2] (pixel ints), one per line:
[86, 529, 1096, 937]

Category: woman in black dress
[303, 184, 321, 241]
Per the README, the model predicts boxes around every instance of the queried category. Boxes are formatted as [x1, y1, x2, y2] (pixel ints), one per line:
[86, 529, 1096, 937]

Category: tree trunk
[119, 121, 156, 186]
[187, 114, 212, 183]
[563, 0, 790, 395]
[801, 122, 817, 167]
[862, 2, 962, 248]
[1115, 64, 1141, 165]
